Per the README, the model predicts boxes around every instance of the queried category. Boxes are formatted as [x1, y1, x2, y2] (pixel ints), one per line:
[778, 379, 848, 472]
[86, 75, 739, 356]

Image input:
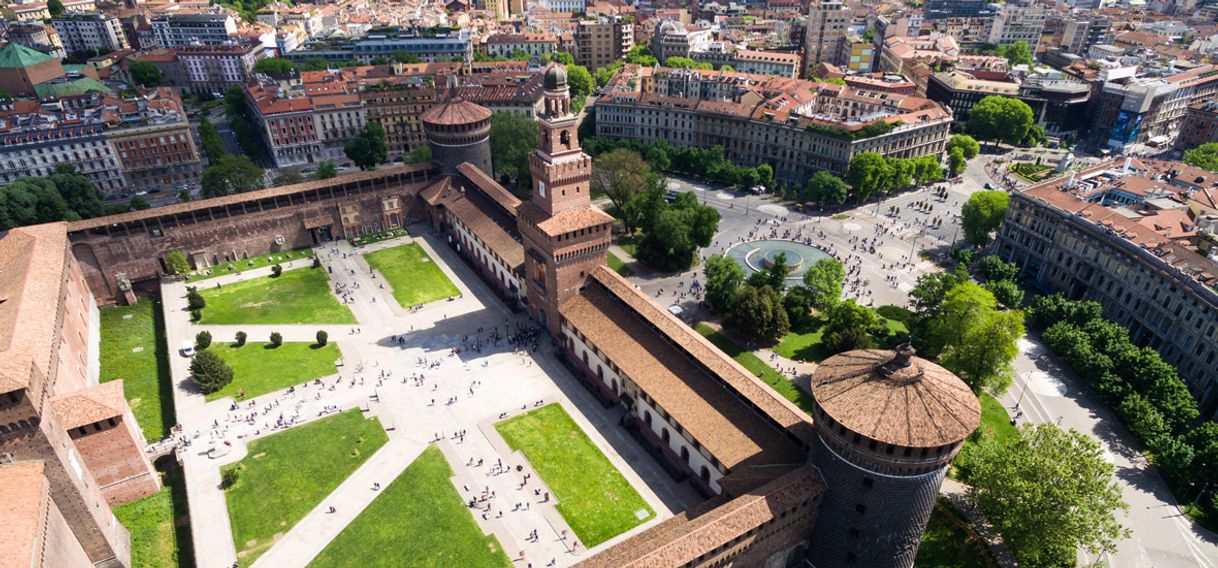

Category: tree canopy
[802, 257, 845, 312]
[1184, 142, 1218, 173]
[996, 40, 1034, 67]
[198, 117, 225, 163]
[961, 190, 1010, 246]
[567, 64, 594, 113]
[200, 155, 264, 198]
[252, 57, 298, 76]
[128, 61, 163, 88]
[315, 161, 338, 180]
[801, 170, 848, 207]
[967, 96, 1035, 147]
[344, 122, 388, 170]
[190, 350, 234, 394]
[0, 165, 106, 230]
[632, 190, 719, 272]
[726, 284, 789, 344]
[946, 134, 980, 160]
[967, 424, 1130, 568]
[704, 255, 745, 313]
[489, 111, 539, 195]
[591, 148, 653, 212]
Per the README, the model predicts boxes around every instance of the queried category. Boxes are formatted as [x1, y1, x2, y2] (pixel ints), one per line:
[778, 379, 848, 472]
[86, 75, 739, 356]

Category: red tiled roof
[421, 97, 492, 126]
[0, 461, 47, 568]
[51, 380, 127, 430]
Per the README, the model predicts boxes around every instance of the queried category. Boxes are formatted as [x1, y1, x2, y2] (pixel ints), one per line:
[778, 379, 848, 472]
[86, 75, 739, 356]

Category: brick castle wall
[68, 410, 159, 506]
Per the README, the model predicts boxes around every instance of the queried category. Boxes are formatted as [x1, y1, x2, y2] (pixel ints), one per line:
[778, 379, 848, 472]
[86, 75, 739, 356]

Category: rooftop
[421, 96, 492, 126]
[0, 461, 47, 568]
[0, 223, 69, 396]
[0, 42, 55, 68]
[51, 380, 127, 430]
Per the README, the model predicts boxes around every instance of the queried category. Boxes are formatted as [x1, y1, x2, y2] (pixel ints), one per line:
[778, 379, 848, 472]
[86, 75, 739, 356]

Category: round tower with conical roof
[421, 77, 494, 176]
[805, 344, 980, 568]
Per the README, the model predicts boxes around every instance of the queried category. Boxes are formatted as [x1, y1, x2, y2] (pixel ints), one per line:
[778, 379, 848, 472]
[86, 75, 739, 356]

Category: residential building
[150, 12, 238, 48]
[651, 21, 712, 63]
[0, 89, 200, 195]
[878, 35, 960, 78]
[986, 0, 1047, 51]
[690, 45, 801, 78]
[547, 0, 585, 13]
[485, 33, 559, 59]
[995, 161, 1218, 417]
[1087, 64, 1218, 152]
[6, 22, 66, 59]
[1062, 18, 1112, 55]
[51, 13, 130, 55]
[594, 65, 952, 185]
[926, 69, 1091, 136]
[838, 33, 875, 73]
[1177, 101, 1218, 149]
[287, 27, 473, 65]
[924, 0, 992, 20]
[574, 15, 634, 70]
[804, 0, 849, 78]
[177, 41, 263, 95]
[926, 17, 992, 48]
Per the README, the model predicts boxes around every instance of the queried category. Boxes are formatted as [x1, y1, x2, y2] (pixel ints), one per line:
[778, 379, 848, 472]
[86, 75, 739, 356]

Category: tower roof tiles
[421, 96, 492, 126]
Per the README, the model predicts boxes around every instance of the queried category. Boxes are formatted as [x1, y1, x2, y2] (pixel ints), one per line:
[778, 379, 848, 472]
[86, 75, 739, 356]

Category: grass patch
[349, 228, 409, 248]
[496, 404, 653, 547]
[363, 243, 460, 307]
[773, 314, 908, 363]
[197, 267, 355, 325]
[831, 213, 851, 220]
[1008, 162, 1054, 183]
[606, 251, 634, 277]
[186, 247, 313, 283]
[617, 235, 639, 258]
[915, 498, 989, 568]
[309, 446, 512, 568]
[694, 323, 813, 415]
[953, 393, 1016, 481]
[224, 409, 388, 567]
[113, 457, 195, 568]
[100, 300, 175, 440]
[205, 342, 341, 401]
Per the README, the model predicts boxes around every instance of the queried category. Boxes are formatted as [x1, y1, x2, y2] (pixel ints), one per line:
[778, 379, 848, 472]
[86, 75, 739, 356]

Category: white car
[180, 342, 195, 357]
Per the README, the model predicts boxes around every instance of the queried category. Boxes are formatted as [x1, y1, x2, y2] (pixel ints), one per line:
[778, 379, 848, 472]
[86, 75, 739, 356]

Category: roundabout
[725, 239, 834, 283]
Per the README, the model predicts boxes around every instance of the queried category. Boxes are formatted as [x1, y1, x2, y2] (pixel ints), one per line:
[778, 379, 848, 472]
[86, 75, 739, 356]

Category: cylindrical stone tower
[805, 345, 980, 568]
[421, 94, 493, 177]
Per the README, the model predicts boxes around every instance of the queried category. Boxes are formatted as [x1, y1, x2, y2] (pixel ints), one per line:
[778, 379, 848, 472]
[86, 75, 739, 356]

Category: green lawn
[197, 267, 355, 325]
[495, 404, 653, 547]
[205, 342, 341, 401]
[309, 446, 512, 568]
[916, 499, 989, 568]
[363, 243, 460, 307]
[113, 457, 195, 568]
[349, 228, 409, 247]
[606, 251, 634, 276]
[953, 393, 1016, 481]
[99, 301, 175, 441]
[186, 247, 313, 283]
[694, 323, 813, 415]
[617, 236, 639, 258]
[224, 409, 387, 567]
[773, 315, 908, 363]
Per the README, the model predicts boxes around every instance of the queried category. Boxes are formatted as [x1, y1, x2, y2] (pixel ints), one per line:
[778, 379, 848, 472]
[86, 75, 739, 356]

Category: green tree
[489, 111, 539, 194]
[802, 170, 848, 206]
[592, 148, 652, 211]
[196, 330, 212, 350]
[567, 64, 594, 113]
[967, 424, 1130, 568]
[344, 122, 389, 170]
[316, 330, 328, 347]
[405, 144, 432, 164]
[726, 285, 789, 344]
[802, 257, 845, 312]
[552, 52, 575, 65]
[967, 96, 1035, 148]
[392, 51, 423, 63]
[128, 60, 163, 88]
[996, 40, 1034, 67]
[128, 196, 150, 210]
[48, 0, 64, 16]
[269, 332, 283, 347]
[235, 331, 247, 346]
[625, 45, 657, 65]
[166, 250, 192, 276]
[1186, 423, 1218, 486]
[200, 155, 264, 198]
[782, 285, 817, 329]
[198, 117, 225, 162]
[947, 134, 980, 159]
[190, 350, 233, 394]
[704, 255, 745, 313]
[949, 147, 967, 177]
[977, 254, 1020, 282]
[637, 209, 695, 271]
[846, 152, 894, 202]
[986, 279, 1025, 309]
[1183, 142, 1218, 172]
[928, 282, 998, 353]
[941, 308, 1024, 394]
[315, 161, 338, 180]
[822, 299, 879, 354]
[962, 190, 1010, 246]
[252, 57, 298, 76]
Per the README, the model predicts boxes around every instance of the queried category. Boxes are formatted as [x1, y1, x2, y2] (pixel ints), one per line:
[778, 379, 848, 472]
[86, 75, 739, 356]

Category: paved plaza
[160, 233, 699, 568]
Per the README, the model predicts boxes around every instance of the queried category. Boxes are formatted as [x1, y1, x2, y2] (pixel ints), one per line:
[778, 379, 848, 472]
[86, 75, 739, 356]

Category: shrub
[220, 467, 240, 489]
[164, 250, 191, 275]
[271, 264, 283, 277]
[312, 256, 321, 268]
[195, 331, 212, 350]
[186, 289, 206, 311]
[234, 331, 247, 346]
[316, 330, 328, 346]
[190, 350, 233, 394]
[825, 327, 873, 354]
[190, 309, 202, 321]
[270, 332, 283, 347]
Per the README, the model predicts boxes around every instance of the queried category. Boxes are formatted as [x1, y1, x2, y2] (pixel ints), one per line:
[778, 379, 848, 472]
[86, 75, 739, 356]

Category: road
[618, 150, 1218, 567]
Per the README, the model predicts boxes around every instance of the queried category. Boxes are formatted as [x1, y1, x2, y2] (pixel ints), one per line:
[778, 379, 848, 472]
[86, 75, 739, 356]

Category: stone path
[160, 229, 698, 568]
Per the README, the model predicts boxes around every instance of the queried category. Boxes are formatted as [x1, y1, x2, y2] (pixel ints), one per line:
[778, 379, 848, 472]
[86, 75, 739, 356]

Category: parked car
[180, 342, 195, 358]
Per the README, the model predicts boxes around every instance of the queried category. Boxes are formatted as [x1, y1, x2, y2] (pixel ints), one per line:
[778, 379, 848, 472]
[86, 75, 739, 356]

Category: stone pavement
[161, 229, 698, 568]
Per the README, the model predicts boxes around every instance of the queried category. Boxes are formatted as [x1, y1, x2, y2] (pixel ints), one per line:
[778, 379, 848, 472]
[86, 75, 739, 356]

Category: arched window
[700, 465, 710, 483]
[560, 130, 571, 149]
[661, 428, 670, 444]
[680, 446, 690, 464]
[643, 411, 652, 427]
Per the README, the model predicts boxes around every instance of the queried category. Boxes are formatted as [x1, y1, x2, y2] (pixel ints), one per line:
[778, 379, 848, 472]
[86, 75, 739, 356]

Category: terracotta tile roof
[535, 207, 615, 237]
[419, 176, 453, 206]
[51, 380, 127, 430]
[577, 465, 825, 568]
[444, 190, 525, 270]
[421, 97, 492, 126]
[562, 268, 811, 469]
[66, 163, 436, 232]
[457, 162, 521, 214]
[811, 349, 980, 448]
[1137, 208, 1196, 240]
[0, 223, 69, 395]
[0, 461, 47, 568]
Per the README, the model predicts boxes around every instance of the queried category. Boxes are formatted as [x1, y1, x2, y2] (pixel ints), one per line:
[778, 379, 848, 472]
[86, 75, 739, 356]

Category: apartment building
[1087, 65, 1218, 152]
[926, 69, 1091, 135]
[574, 16, 634, 70]
[995, 161, 1218, 417]
[177, 41, 263, 94]
[150, 12, 237, 48]
[485, 33, 559, 59]
[986, 0, 1047, 51]
[924, 0, 993, 20]
[51, 13, 129, 54]
[7, 21, 66, 58]
[1062, 18, 1112, 55]
[803, 0, 849, 77]
[594, 65, 951, 184]
[287, 27, 473, 65]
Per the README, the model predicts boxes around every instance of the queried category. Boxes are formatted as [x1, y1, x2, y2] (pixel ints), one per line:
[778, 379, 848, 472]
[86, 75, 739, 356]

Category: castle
[0, 64, 980, 568]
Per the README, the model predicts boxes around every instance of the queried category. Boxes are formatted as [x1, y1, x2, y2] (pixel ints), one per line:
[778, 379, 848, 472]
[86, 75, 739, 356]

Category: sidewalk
[940, 478, 1016, 567]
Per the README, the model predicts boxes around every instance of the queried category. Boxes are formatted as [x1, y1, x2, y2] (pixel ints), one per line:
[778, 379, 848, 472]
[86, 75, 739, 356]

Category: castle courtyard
[158, 230, 700, 568]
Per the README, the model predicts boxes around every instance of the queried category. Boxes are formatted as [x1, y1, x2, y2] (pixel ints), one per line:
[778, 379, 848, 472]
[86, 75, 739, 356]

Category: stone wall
[68, 411, 160, 506]
[43, 489, 96, 568]
[54, 252, 94, 397]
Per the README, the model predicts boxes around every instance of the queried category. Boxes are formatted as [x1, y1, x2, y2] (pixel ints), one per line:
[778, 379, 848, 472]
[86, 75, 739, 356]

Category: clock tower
[518, 65, 614, 336]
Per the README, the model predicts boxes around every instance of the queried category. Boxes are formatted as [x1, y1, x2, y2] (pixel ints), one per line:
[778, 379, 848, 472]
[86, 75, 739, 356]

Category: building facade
[926, 70, 1091, 136]
[1178, 101, 1218, 149]
[1087, 64, 1218, 152]
[1062, 18, 1112, 55]
[51, 13, 129, 55]
[150, 13, 238, 48]
[804, 0, 849, 78]
[177, 42, 263, 94]
[574, 16, 634, 70]
[985, 1, 1047, 50]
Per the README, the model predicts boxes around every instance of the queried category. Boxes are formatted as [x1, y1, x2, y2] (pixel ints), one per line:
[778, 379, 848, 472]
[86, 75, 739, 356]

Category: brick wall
[68, 412, 159, 506]
[43, 487, 95, 568]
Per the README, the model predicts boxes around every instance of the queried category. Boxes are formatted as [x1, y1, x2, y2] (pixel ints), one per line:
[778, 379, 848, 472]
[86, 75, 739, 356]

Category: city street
[614, 152, 1218, 567]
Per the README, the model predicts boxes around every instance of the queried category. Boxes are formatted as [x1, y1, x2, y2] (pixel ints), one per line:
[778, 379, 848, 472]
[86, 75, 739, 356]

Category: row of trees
[584, 138, 775, 192]
[0, 165, 107, 230]
[844, 152, 945, 204]
[1033, 295, 1217, 508]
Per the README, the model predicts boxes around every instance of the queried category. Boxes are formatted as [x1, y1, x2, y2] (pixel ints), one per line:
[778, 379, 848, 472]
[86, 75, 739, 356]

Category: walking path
[161, 229, 696, 568]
